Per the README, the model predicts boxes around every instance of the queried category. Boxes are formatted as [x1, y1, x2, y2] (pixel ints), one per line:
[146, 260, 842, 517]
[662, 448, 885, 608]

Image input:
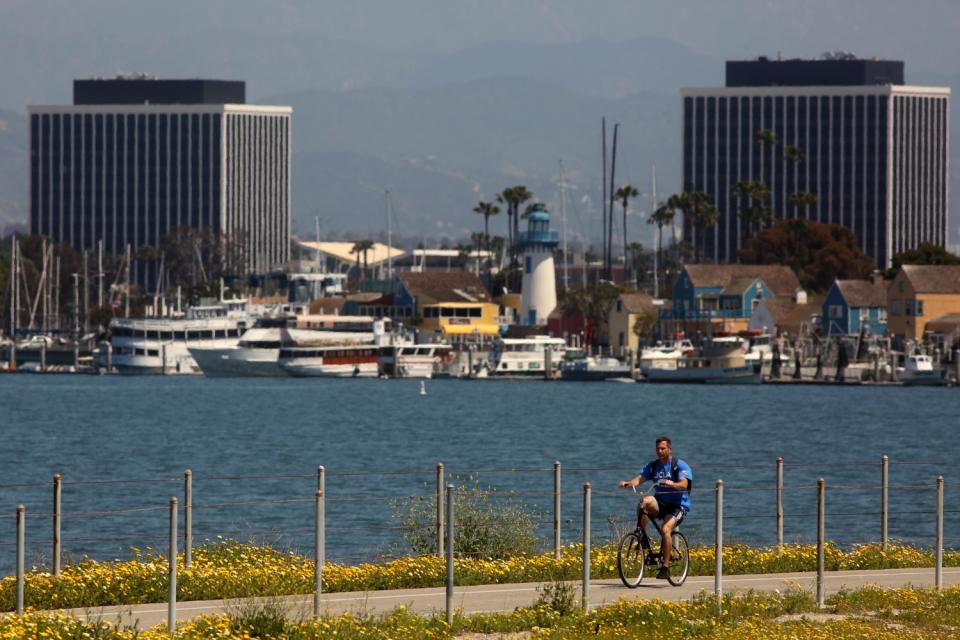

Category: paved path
[58, 567, 960, 629]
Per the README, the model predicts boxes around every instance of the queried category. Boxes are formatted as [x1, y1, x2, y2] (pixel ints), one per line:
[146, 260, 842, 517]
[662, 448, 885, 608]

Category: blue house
[667, 265, 801, 332]
[822, 279, 888, 336]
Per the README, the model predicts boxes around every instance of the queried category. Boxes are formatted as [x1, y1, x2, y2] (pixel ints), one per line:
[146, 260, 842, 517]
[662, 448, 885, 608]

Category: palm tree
[731, 180, 773, 242]
[496, 185, 533, 290]
[788, 192, 818, 219]
[350, 239, 375, 286]
[471, 200, 500, 258]
[615, 184, 639, 283]
[648, 202, 676, 294]
[672, 192, 718, 264]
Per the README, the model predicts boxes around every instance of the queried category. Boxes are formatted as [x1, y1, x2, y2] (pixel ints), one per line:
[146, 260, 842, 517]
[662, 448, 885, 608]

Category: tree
[521, 201, 547, 218]
[739, 218, 875, 292]
[560, 282, 620, 346]
[671, 192, 718, 264]
[471, 200, 500, 272]
[889, 242, 960, 273]
[788, 192, 818, 219]
[731, 180, 773, 240]
[496, 186, 533, 290]
[615, 184, 640, 283]
[350, 239, 375, 285]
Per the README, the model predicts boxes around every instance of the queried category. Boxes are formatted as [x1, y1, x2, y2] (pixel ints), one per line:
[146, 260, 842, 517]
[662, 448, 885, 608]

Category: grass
[0, 586, 958, 638]
[0, 538, 955, 611]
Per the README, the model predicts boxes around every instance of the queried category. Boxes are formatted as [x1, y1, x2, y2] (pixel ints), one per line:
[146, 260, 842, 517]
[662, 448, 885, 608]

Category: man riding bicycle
[618, 436, 692, 580]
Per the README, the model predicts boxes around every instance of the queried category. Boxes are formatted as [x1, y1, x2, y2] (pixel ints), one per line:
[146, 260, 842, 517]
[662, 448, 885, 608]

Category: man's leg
[660, 514, 678, 568]
[637, 496, 659, 549]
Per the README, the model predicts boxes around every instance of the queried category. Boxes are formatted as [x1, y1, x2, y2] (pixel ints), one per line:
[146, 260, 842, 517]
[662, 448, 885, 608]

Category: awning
[440, 323, 501, 336]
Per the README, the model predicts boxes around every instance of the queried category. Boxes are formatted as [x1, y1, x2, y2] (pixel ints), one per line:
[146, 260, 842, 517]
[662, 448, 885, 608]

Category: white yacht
[101, 299, 249, 375]
[188, 315, 377, 377]
[277, 319, 388, 378]
[897, 353, 947, 386]
[641, 337, 762, 384]
[486, 335, 568, 377]
[639, 338, 694, 364]
[380, 341, 454, 378]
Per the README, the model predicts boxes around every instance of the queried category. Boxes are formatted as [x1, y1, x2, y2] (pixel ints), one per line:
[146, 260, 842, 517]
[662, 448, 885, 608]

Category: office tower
[682, 57, 949, 267]
[29, 78, 292, 283]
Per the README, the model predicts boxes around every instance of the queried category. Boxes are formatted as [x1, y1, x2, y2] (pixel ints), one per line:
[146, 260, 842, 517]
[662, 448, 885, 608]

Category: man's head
[655, 436, 672, 463]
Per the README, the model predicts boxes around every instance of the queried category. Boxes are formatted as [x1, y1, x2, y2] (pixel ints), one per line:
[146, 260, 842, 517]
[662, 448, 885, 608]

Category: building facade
[29, 78, 291, 282]
[682, 58, 949, 268]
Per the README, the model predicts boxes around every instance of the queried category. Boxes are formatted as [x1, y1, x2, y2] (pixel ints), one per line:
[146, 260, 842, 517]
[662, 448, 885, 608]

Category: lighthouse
[518, 210, 559, 325]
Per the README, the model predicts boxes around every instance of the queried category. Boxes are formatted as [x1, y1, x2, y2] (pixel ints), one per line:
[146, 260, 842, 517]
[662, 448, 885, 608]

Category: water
[0, 375, 957, 573]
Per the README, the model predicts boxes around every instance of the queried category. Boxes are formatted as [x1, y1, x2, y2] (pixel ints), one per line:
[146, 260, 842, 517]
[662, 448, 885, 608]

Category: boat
[278, 341, 382, 377]
[277, 319, 389, 377]
[560, 349, 632, 381]
[100, 299, 250, 375]
[486, 335, 568, 377]
[641, 337, 762, 384]
[639, 338, 694, 364]
[896, 353, 947, 386]
[188, 315, 378, 378]
[379, 341, 454, 379]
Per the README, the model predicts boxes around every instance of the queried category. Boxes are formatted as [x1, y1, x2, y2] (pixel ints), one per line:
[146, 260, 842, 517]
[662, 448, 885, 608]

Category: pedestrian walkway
[56, 567, 960, 630]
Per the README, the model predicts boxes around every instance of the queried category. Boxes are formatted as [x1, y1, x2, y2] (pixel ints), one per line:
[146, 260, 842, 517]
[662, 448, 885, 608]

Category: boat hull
[189, 347, 285, 378]
[643, 364, 763, 384]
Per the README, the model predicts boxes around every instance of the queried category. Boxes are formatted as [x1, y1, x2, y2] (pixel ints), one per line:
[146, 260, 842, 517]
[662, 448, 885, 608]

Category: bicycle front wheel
[667, 531, 689, 586]
[617, 531, 647, 588]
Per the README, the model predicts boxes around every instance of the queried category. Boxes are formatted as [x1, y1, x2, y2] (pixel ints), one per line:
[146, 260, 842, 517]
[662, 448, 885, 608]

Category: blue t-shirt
[641, 457, 692, 511]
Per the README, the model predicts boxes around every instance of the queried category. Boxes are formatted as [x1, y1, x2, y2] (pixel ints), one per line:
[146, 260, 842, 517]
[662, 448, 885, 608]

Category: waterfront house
[665, 265, 801, 335]
[887, 265, 960, 341]
[607, 293, 658, 352]
[749, 291, 824, 338]
[821, 278, 888, 337]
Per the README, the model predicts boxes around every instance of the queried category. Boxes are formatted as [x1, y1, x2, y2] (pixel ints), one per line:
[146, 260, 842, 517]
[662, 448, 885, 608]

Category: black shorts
[654, 498, 686, 525]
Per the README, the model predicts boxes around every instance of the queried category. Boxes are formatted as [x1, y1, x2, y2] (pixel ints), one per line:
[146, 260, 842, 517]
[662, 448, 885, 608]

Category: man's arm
[618, 474, 646, 489]
[661, 461, 692, 492]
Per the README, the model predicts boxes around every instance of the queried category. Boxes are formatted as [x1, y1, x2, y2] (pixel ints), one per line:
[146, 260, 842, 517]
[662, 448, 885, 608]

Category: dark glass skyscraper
[29, 78, 292, 282]
[682, 58, 949, 267]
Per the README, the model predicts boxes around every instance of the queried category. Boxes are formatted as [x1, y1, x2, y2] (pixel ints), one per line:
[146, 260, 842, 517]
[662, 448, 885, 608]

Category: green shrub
[391, 477, 541, 559]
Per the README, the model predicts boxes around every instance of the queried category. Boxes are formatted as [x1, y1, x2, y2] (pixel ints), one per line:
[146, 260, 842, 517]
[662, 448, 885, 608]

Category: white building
[518, 211, 558, 325]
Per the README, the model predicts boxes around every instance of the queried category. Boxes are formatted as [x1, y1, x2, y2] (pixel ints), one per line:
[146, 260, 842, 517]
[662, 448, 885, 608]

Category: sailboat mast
[607, 123, 619, 281]
[558, 159, 568, 290]
[386, 190, 393, 281]
[601, 118, 607, 281]
[652, 165, 659, 299]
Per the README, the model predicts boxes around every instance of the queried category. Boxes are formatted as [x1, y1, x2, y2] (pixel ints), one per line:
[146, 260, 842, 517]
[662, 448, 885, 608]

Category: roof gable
[683, 265, 800, 296]
[901, 265, 960, 294]
[396, 272, 492, 303]
[835, 280, 887, 307]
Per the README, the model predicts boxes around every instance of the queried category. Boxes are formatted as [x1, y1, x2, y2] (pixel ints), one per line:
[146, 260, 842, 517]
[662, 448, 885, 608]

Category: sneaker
[656, 566, 671, 580]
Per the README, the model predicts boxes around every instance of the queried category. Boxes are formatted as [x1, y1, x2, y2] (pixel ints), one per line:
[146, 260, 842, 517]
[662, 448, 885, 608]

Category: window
[879, 309, 888, 323]
[890, 301, 901, 316]
[616, 300, 622, 312]
[829, 305, 843, 319]
[916, 300, 924, 317]
[525, 256, 532, 274]
[859, 308, 870, 322]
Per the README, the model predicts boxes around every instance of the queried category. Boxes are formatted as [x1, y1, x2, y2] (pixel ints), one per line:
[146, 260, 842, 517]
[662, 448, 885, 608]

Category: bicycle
[616, 486, 689, 587]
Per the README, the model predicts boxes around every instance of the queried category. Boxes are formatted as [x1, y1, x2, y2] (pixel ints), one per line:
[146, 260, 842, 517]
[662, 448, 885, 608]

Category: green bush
[391, 477, 541, 559]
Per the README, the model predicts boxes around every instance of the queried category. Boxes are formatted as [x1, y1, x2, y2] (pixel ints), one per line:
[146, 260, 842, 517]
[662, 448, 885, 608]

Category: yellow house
[420, 301, 502, 343]
[607, 293, 657, 352]
[886, 265, 960, 341]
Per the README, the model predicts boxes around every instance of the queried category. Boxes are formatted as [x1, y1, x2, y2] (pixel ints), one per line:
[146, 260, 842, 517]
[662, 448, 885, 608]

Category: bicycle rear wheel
[667, 531, 689, 586]
[616, 531, 646, 588]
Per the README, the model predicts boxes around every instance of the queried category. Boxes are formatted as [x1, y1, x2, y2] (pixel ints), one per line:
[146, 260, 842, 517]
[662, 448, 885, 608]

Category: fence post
[168, 497, 178, 634]
[317, 465, 325, 494]
[445, 483, 454, 626]
[817, 478, 825, 608]
[775, 457, 783, 546]
[715, 480, 723, 613]
[184, 469, 192, 569]
[582, 482, 591, 612]
[53, 473, 61, 576]
[553, 460, 561, 560]
[881, 455, 889, 551]
[315, 488, 324, 616]
[437, 463, 445, 558]
[936, 475, 944, 590]
[16, 505, 24, 615]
